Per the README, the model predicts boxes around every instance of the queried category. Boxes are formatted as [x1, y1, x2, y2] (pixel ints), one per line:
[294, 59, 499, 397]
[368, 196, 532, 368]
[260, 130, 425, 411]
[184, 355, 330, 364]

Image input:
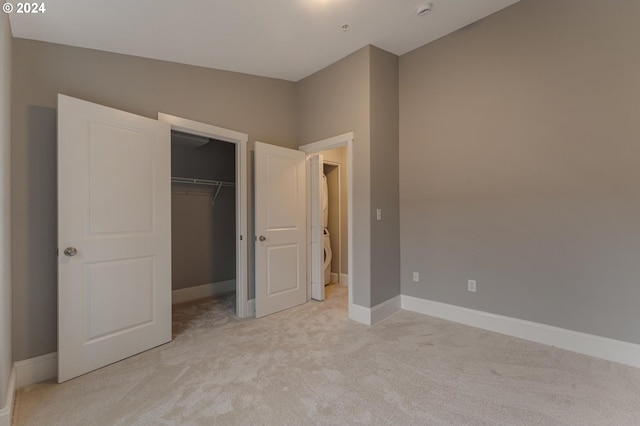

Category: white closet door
[309, 154, 325, 301]
[254, 142, 307, 317]
[58, 95, 171, 382]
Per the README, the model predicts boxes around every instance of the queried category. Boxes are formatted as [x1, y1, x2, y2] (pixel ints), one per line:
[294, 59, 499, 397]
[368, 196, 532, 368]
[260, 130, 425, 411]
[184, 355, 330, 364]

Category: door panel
[84, 256, 154, 340]
[88, 124, 154, 234]
[58, 95, 171, 382]
[265, 154, 300, 229]
[255, 142, 306, 318]
[309, 154, 324, 301]
[267, 244, 300, 294]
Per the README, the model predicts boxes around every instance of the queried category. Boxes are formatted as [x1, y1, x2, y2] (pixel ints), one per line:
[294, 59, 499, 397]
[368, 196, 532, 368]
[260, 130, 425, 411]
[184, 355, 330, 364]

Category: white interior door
[309, 154, 325, 301]
[255, 142, 307, 318]
[58, 95, 172, 382]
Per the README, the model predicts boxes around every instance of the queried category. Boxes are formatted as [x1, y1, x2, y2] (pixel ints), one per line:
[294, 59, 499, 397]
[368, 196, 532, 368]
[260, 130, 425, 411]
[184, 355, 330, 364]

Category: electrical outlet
[376, 209, 382, 221]
[412, 272, 420, 282]
[468, 280, 477, 292]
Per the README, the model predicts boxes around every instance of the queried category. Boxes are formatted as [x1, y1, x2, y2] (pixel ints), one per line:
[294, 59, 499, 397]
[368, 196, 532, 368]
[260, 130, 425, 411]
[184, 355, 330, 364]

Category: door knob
[64, 247, 78, 257]
[258, 235, 266, 242]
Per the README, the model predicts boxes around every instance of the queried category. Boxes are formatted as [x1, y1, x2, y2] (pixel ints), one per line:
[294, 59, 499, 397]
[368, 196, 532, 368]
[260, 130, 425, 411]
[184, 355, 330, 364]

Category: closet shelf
[171, 177, 235, 205]
[171, 177, 235, 187]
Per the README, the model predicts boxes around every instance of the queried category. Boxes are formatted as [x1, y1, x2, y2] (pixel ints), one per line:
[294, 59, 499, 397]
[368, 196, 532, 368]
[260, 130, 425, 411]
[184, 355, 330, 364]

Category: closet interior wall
[171, 132, 236, 291]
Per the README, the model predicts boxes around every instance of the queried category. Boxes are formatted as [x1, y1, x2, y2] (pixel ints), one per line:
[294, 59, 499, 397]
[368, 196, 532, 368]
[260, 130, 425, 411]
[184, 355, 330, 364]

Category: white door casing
[58, 95, 172, 382]
[309, 154, 324, 301]
[254, 142, 307, 318]
[157, 113, 250, 318]
[298, 132, 356, 320]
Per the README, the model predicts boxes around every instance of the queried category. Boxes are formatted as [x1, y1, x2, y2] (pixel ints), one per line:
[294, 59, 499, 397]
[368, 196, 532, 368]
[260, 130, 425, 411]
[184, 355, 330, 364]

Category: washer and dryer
[322, 174, 332, 285]
[323, 229, 332, 285]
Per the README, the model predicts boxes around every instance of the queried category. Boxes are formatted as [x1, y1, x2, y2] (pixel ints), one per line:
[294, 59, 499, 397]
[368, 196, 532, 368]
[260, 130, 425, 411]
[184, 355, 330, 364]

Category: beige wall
[297, 46, 372, 306]
[369, 47, 400, 305]
[399, 0, 640, 343]
[172, 189, 236, 289]
[0, 13, 12, 406]
[11, 39, 297, 361]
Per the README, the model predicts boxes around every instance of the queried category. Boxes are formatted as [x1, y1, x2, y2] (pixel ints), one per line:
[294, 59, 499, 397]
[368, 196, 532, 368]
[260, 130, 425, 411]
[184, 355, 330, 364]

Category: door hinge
[239, 235, 243, 240]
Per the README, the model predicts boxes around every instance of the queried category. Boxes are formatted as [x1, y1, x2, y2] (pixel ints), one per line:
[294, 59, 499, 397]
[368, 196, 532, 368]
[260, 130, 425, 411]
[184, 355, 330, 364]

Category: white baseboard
[0, 365, 16, 426]
[330, 272, 339, 284]
[15, 352, 57, 388]
[401, 295, 640, 369]
[248, 298, 255, 317]
[172, 279, 236, 304]
[340, 273, 348, 286]
[237, 299, 251, 319]
[348, 303, 371, 325]
[371, 295, 402, 324]
[349, 295, 402, 326]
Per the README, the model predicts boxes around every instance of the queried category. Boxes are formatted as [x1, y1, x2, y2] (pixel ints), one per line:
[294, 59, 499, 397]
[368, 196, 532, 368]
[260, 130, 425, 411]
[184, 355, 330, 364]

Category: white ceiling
[9, 0, 519, 82]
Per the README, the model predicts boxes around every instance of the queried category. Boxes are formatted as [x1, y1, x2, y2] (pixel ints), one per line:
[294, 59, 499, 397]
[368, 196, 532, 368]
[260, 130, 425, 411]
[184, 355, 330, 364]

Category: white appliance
[323, 228, 332, 285]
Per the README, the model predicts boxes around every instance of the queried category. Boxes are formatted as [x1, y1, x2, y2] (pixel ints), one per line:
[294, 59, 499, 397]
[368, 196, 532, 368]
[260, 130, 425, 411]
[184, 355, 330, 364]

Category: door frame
[158, 113, 250, 318]
[299, 132, 354, 317]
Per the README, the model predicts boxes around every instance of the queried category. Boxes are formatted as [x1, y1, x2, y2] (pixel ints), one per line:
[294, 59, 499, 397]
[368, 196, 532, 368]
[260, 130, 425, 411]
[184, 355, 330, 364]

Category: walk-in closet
[171, 130, 237, 312]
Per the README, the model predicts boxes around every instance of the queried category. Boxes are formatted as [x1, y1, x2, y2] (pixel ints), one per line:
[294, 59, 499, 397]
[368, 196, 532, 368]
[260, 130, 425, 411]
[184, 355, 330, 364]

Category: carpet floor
[12, 284, 640, 425]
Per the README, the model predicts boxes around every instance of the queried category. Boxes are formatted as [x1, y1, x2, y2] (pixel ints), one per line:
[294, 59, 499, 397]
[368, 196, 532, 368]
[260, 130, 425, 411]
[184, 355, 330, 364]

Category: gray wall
[172, 137, 236, 290]
[297, 45, 400, 307]
[297, 46, 372, 306]
[0, 13, 12, 406]
[399, 0, 640, 344]
[369, 47, 400, 306]
[11, 39, 297, 361]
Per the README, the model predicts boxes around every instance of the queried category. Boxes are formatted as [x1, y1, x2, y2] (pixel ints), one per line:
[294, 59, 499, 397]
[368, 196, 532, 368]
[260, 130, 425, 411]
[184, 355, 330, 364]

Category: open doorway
[170, 131, 237, 313]
[300, 132, 354, 316]
[158, 113, 249, 318]
[322, 154, 346, 287]
[319, 149, 348, 303]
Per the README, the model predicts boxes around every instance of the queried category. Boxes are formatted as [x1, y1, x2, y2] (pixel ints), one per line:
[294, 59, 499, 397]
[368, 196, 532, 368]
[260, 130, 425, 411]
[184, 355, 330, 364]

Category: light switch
[376, 209, 382, 221]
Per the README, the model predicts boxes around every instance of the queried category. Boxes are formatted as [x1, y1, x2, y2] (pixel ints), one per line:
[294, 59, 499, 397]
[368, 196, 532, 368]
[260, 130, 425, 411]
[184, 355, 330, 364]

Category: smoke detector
[416, 3, 433, 17]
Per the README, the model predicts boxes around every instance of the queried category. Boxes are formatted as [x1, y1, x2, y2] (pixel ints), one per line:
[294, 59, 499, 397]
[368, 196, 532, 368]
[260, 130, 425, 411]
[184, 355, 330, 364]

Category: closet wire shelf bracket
[171, 177, 235, 205]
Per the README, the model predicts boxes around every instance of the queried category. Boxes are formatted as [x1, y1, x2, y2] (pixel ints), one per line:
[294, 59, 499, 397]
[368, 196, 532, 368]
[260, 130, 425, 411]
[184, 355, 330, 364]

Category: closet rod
[171, 177, 235, 187]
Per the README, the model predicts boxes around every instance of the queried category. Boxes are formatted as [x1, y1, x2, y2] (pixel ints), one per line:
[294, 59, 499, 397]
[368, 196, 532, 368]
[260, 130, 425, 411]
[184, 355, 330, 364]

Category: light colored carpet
[13, 284, 640, 425]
